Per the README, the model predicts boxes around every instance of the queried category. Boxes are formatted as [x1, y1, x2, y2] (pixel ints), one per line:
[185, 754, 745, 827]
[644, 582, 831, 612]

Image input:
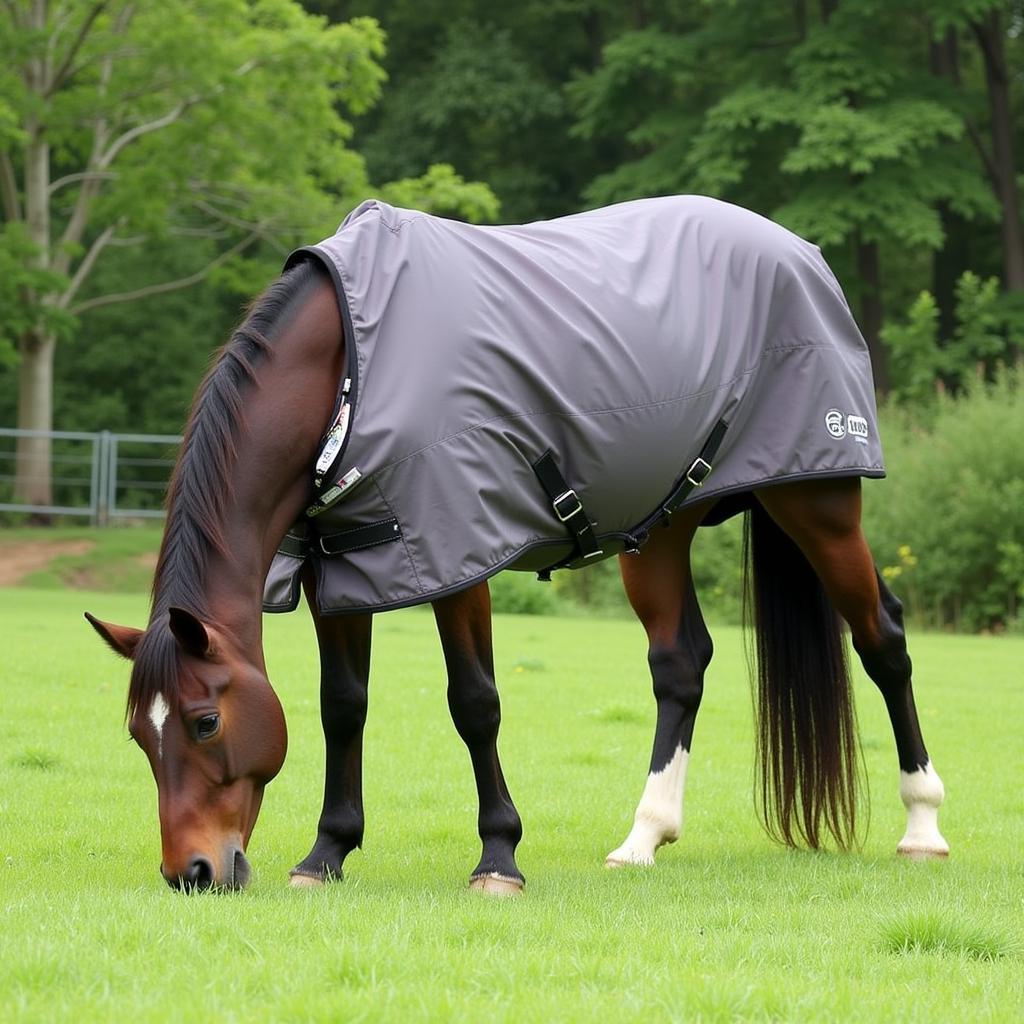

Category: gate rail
[0, 428, 182, 525]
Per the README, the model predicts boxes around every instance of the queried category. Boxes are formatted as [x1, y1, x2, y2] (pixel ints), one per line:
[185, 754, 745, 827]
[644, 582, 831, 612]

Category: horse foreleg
[756, 479, 949, 859]
[290, 569, 373, 886]
[433, 582, 524, 896]
[607, 508, 710, 867]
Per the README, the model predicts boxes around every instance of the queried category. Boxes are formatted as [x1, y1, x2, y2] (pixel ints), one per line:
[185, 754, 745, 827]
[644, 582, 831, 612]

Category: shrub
[863, 366, 1024, 631]
[488, 569, 559, 615]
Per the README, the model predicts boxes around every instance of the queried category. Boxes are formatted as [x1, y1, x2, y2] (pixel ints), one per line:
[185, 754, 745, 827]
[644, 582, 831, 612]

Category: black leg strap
[532, 450, 603, 561]
[657, 418, 729, 520]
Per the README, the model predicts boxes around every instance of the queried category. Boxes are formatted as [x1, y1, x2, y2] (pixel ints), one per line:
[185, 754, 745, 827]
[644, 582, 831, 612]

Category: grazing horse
[86, 196, 948, 894]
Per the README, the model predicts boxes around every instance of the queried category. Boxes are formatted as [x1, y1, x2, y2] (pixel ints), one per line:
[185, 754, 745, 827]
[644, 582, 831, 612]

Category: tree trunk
[16, 63, 56, 505]
[932, 203, 971, 343]
[14, 328, 57, 508]
[855, 233, 888, 393]
[974, 11, 1024, 290]
[928, 31, 967, 341]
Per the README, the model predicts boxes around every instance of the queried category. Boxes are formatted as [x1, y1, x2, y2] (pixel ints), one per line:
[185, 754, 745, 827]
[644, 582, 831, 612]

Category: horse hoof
[897, 845, 949, 862]
[469, 873, 524, 897]
[604, 847, 655, 868]
[289, 872, 325, 888]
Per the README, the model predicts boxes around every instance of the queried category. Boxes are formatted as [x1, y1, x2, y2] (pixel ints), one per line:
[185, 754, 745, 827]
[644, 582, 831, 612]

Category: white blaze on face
[148, 692, 170, 761]
[897, 760, 949, 857]
[606, 744, 690, 867]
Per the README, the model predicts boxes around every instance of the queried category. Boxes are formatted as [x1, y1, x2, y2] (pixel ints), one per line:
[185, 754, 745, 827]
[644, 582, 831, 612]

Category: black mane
[127, 259, 324, 718]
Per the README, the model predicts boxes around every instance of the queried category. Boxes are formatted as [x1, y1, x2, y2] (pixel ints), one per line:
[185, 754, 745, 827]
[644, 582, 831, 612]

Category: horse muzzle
[162, 846, 251, 892]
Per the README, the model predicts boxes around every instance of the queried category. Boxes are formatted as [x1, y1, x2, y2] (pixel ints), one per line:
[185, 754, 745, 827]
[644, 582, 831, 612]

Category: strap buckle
[553, 489, 584, 522]
[686, 456, 713, 487]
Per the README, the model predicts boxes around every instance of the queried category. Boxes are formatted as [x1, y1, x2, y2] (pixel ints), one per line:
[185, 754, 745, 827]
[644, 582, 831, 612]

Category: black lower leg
[292, 592, 372, 882]
[434, 586, 523, 884]
[647, 578, 713, 774]
[854, 572, 929, 773]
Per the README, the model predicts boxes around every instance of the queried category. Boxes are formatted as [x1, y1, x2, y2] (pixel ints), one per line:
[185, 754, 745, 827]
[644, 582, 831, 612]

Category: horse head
[86, 608, 287, 890]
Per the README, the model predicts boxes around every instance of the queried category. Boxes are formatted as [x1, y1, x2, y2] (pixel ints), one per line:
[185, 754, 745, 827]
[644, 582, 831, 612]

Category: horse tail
[743, 502, 861, 850]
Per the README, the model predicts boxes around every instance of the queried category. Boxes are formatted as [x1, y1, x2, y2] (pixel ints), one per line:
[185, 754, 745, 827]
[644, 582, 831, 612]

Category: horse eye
[195, 714, 221, 741]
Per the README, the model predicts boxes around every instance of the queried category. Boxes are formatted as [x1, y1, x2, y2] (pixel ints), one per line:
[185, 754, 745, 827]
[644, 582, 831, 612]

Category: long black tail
[743, 503, 861, 850]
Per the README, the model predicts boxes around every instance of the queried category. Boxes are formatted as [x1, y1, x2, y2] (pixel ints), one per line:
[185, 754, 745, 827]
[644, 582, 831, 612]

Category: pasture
[1, 586, 1021, 1022]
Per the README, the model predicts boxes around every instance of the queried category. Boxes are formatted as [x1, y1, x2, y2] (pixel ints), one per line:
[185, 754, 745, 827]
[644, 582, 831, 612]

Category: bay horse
[86, 198, 948, 893]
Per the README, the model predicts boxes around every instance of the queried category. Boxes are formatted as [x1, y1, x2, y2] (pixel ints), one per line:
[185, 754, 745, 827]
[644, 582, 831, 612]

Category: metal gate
[0, 428, 182, 525]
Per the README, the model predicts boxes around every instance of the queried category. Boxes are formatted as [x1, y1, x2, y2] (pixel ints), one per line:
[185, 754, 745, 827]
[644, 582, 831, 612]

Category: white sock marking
[897, 761, 949, 856]
[607, 744, 689, 866]
[148, 692, 169, 760]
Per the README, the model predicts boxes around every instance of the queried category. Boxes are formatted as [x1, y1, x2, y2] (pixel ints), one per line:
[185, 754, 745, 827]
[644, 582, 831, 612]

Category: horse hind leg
[756, 478, 949, 859]
[859, 571, 948, 858]
[607, 508, 711, 867]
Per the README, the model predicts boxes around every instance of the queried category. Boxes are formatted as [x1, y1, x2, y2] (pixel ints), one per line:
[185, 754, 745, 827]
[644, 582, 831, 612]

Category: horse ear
[167, 607, 214, 658]
[85, 612, 143, 660]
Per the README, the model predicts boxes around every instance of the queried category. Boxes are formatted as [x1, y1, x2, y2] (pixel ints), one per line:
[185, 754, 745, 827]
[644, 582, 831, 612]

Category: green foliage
[341, 1, 625, 222]
[882, 291, 942, 405]
[0, 1, 499, 448]
[568, 0, 1001, 347]
[864, 366, 1024, 630]
[488, 571, 558, 616]
[0, 224, 73, 365]
[947, 271, 1005, 369]
[883, 271, 1010, 404]
[380, 164, 499, 223]
[552, 557, 629, 615]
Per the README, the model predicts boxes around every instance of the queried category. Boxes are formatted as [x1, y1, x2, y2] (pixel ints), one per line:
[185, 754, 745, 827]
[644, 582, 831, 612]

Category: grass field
[1, 586, 1022, 1022]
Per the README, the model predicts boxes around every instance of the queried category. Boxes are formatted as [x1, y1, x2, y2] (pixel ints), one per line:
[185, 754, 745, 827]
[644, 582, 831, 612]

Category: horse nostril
[186, 856, 216, 890]
[164, 856, 216, 892]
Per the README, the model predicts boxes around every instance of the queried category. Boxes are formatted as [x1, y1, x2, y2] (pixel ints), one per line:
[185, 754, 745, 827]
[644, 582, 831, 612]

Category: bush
[488, 569, 559, 615]
[863, 366, 1024, 631]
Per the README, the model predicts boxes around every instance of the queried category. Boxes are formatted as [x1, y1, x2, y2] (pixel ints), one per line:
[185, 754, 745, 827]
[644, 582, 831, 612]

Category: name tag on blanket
[314, 402, 351, 486]
[306, 467, 362, 517]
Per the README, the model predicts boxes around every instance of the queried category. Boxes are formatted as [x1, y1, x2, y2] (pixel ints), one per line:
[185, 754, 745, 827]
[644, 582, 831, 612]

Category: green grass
[1, 587, 1022, 1022]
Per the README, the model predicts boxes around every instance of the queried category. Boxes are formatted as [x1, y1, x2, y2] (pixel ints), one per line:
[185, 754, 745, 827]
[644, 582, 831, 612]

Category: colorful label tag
[314, 403, 351, 481]
[306, 467, 362, 518]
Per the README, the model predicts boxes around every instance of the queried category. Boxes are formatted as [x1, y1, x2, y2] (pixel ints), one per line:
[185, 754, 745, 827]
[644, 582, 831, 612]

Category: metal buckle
[686, 456, 713, 487]
[552, 489, 584, 522]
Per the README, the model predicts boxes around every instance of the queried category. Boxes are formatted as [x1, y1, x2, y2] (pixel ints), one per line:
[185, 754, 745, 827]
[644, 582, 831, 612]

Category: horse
[85, 196, 948, 894]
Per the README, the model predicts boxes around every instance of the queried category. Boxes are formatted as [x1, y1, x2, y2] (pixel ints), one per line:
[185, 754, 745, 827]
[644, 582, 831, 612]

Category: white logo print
[824, 409, 846, 439]
[847, 415, 868, 442]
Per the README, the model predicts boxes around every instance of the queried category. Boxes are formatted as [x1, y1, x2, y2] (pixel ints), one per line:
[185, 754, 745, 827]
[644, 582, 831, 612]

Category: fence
[0, 428, 182, 525]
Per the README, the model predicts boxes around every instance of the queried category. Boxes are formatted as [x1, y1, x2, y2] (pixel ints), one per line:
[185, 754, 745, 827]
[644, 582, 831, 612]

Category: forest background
[1, 0, 1022, 631]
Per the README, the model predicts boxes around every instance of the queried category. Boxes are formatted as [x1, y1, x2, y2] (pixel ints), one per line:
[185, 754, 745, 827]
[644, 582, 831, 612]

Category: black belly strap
[532, 449, 603, 563]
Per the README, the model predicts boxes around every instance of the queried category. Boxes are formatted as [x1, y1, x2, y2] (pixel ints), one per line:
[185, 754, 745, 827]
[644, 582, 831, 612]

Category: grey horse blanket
[263, 195, 883, 615]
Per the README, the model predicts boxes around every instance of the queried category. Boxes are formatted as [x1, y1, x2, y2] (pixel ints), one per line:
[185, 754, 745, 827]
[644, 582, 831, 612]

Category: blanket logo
[825, 409, 846, 439]
[825, 409, 869, 444]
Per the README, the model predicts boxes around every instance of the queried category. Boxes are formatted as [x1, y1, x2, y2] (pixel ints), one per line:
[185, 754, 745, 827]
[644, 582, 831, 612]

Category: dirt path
[0, 539, 95, 586]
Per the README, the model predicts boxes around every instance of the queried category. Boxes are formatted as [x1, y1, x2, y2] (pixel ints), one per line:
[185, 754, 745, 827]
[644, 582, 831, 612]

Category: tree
[311, 0, 637, 222]
[925, 1, 1024, 315]
[569, 2, 998, 392]
[0, 0, 497, 507]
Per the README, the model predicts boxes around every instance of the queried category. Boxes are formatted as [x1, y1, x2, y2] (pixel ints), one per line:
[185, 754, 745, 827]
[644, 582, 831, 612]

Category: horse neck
[153, 278, 344, 655]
